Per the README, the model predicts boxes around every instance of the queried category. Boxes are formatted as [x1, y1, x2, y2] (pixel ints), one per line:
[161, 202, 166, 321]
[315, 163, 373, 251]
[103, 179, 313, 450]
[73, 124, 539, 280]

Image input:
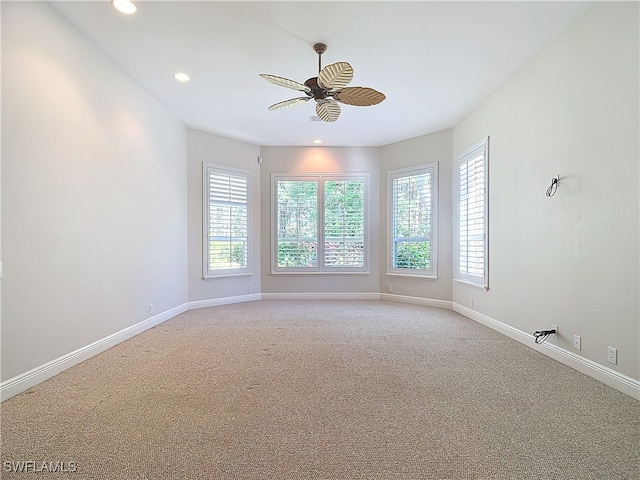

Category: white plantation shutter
[456, 138, 489, 288]
[203, 163, 249, 277]
[272, 174, 368, 273]
[324, 179, 366, 271]
[275, 179, 319, 271]
[389, 163, 438, 276]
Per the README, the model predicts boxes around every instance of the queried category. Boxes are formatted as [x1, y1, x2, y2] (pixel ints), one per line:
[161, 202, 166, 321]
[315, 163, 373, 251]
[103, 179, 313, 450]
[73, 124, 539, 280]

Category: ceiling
[51, 1, 594, 147]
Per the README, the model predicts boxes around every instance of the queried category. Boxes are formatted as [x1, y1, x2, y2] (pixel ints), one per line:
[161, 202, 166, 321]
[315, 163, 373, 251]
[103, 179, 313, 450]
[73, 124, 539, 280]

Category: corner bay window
[388, 163, 438, 277]
[456, 137, 489, 289]
[203, 163, 250, 278]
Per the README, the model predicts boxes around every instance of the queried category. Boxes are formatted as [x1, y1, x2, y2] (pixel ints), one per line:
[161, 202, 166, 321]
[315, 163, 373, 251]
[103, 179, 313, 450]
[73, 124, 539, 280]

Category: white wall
[260, 146, 381, 295]
[187, 128, 261, 304]
[1, 2, 188, 381]
[380, 129, 454, 302]
[453, 2, 639, 380]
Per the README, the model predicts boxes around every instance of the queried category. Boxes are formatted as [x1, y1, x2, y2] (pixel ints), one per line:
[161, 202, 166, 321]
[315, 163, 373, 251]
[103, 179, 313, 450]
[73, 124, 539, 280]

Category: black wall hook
[546, 175, 559, 197]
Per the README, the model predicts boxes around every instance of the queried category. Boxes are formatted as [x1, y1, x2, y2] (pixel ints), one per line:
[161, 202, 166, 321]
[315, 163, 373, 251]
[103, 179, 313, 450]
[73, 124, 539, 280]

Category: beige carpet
[1, 300, 638, 479]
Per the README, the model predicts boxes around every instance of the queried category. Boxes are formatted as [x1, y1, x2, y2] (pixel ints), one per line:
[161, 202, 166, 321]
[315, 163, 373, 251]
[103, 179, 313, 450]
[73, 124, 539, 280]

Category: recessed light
[313, 139, 322, 144]
[112, 0, 137, 14]
[174, 72, 190, 82]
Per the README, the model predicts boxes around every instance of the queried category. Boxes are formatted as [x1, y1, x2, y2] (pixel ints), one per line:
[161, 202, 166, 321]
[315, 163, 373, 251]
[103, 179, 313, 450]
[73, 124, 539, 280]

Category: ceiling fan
[259, 43, 386, 123]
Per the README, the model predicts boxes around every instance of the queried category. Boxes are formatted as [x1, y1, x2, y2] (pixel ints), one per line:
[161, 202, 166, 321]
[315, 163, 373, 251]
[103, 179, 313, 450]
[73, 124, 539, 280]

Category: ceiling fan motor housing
[304, 77, 328, 100]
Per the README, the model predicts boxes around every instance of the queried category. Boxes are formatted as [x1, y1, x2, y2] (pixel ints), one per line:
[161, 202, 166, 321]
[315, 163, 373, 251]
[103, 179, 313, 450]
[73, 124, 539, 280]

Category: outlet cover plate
[608, 347, 617, 365]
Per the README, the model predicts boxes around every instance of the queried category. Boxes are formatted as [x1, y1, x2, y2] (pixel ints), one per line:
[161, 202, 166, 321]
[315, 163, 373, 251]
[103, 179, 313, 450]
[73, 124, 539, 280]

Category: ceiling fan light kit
[260, 43, 385, 122]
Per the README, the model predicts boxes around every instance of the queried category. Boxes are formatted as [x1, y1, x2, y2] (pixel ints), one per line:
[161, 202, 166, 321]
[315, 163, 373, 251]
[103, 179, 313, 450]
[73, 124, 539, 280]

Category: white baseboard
[261, 292, 380, 301]
[453, 303, 640, 400]
[261, 292, 451, 308]
[380, 293, 452, 310]
[0, 303, 188, 402]
[188, 293, 261, 310]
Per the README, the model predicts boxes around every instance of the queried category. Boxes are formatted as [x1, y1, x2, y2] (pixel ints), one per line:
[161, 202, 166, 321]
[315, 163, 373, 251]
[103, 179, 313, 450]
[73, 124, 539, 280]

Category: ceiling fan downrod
[313, 43, 327, 72]
[304, 43, 329, 101]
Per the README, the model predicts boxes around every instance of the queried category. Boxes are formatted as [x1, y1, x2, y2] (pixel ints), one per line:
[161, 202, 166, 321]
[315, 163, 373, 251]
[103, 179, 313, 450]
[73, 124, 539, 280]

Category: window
[272, 174, 368, 273]
[456, 137, 489, 289]
[388, 163, 438, 277]
[203, 163, 250, 278]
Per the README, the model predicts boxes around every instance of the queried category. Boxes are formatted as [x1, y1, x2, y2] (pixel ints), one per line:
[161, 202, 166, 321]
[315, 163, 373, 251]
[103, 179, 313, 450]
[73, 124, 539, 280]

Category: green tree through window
[276, 180, 318, 268]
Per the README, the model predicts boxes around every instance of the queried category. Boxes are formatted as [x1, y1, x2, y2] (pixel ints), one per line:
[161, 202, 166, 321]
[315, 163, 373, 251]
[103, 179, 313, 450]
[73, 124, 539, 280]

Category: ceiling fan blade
[260, 74, 311, 94]
[333, 87, 386, 106]
[268, 97, 310, 111]
[315, 99, 341, 122]
[318, 62, 353, 90]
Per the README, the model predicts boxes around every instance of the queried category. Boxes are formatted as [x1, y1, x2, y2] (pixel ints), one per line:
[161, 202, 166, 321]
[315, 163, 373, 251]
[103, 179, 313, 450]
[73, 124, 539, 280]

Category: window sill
[454, 279, 489, 291]
[203, 272, 253, 280]
[387, 272, 437, 280]
[270, 271, 370, 276]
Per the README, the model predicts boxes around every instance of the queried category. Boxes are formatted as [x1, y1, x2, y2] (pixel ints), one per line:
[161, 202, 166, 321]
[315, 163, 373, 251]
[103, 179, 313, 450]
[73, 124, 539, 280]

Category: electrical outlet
[149, 304, 154, 315]
[608, 347, 617, 365]
[573, 335, 581, 350]
[248, 285, 252, 293]
[388, 284, 392, 293]
[470, 298, 474, 308]
[552, 324, 558, 338]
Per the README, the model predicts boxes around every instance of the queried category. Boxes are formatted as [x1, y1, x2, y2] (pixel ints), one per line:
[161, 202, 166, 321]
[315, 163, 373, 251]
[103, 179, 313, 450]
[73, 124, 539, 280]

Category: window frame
[455, 137, 489, 290]
[202, 162, 252, 279]
[387, 162, 438, 278]
[271, 172, 369, 275]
